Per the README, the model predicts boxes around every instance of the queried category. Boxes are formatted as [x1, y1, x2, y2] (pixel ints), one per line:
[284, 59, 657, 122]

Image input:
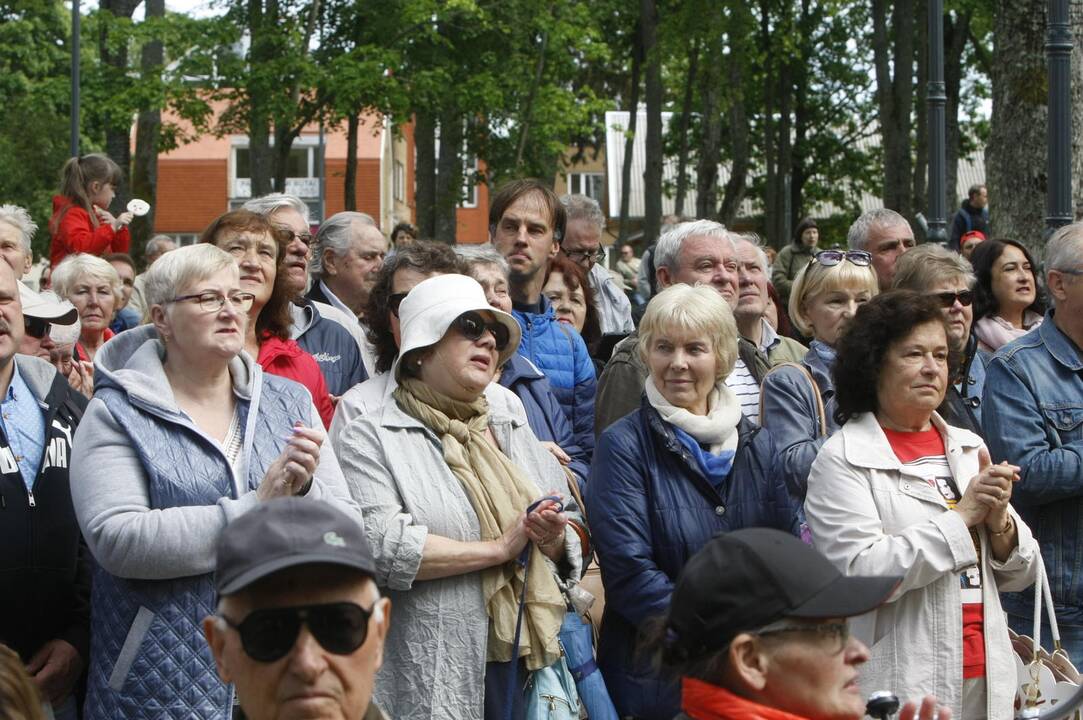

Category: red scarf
[682, 678, 811, 720]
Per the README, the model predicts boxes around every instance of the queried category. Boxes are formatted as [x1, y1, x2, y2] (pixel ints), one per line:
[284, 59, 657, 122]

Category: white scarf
[645, 376, 742, 456]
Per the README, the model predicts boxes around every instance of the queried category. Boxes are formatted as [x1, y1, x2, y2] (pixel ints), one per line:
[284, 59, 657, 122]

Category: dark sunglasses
[219, 602, 372, 663]
[812, 250, 872, 267]
[388, 292, 408, 318]
[24, 317, 51, 340]
[934, 290, 973, 308]
[454, 311, 510, 351]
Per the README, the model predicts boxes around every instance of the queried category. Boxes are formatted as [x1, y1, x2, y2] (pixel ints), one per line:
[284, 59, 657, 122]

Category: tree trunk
[718, 18, 751, 228]
[131, 0, 165, 262]
[789, 0, 815, 233]
[944, 10, 972, 215]
[912, 0, 928, 226]
[414, 111, 437, 239]
[987, 0, 1046, 250]
[618, 35, 642, 246]
[872, 0, 915, 216]
[99, 0, 141, 214]
[514, 30, 549, 172]
[640, 0, 663, 248]
[673, 41, 699, 218]
[1070, 1, 1083, 217]
[759, 0, 777, 237]
[695, 51, 722, 220]
[247, 0, 275, 197]
[344, 111, 359, 211]
[434, 113, 465, 244]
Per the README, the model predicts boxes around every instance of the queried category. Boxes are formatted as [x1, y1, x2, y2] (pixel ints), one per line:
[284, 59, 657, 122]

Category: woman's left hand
[972, 448, 1020, 533]
[525, 492, 568, 561]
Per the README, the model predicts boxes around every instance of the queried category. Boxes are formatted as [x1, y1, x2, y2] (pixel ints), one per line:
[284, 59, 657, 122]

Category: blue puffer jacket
[498, 353, 589, 487]
[586, 399, 798, 720]
[512, 297, 596, 457]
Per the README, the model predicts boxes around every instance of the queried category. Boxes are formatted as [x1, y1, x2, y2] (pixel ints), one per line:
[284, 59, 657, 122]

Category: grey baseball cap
[215, 498, 376, 596]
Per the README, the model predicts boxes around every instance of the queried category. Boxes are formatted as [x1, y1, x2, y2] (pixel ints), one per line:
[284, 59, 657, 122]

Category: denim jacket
[983, 310, 1083, 621]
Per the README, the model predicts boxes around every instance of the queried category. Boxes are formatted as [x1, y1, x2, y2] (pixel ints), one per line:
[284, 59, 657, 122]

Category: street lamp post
[1047, 0, 1073, 232]
[926, 0, 948, 244]
[70, 0, 80, 157]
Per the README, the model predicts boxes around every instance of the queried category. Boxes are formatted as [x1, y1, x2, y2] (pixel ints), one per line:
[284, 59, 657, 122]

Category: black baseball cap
[666, 528, 900, 660]
[215, 498, 376, 596]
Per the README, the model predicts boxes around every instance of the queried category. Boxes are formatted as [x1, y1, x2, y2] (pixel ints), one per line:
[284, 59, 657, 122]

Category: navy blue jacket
[291, 298, 367, 396]
[586, 400, 798, 719]
[498, 353, 589, 487]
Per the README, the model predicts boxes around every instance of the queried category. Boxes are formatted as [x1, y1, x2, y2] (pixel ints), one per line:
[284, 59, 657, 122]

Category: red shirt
[257, 335, 335, 429]
[49, 195, 131, 268]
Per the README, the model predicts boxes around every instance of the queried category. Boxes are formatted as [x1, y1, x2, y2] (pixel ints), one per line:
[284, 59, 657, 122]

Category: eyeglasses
[276, 227, 314, 248]
[453, 310, 511, 351]
[168, 291, 256, 314]
[812, 250, 872, 267]
[564, 248, 606, 265]
[933, 290, 973, 308]
[219, 602, 373, 663]
[24, 317, 51, 339]
[388, 292, 408, 318]
[754, 622, 850, 654]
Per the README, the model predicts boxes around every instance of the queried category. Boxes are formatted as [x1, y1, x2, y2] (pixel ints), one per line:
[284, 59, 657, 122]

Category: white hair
[734, 232, 769, 272]
[145, 234, 177, 264]
[52, 253, 122, 305]
[143, 244, 238, 309]
[0, 204, 36, 257]
[311, 212, 378, 277]
[455, 244, 510, 277]
[243, 193, 310, 224]
[654, 220, 734, 274]
[1045, 223, 1083, 307]
[847, 209, 909, 250]
[559, 194, 605, 234]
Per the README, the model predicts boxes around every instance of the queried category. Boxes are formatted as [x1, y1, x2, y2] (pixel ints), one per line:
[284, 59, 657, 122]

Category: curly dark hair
[969, 238, 1046, 322]
[200, 209, 294, 341]
[365, 241, 464, 374]
[832, 290, 953, 425]
[545, 253, 601, 349]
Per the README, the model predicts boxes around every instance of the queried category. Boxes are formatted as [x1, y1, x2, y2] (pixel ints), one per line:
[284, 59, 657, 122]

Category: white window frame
[566, 172, 605, 203]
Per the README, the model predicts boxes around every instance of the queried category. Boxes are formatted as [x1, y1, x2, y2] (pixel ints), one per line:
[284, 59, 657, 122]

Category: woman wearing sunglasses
[893, 244, 987, 434]
[587, 284, 798, 719]
[760, 249, 879, 500]
[969, 238, 1046, 353]
[804, 290, 1039, 720]
[69, 244, 359, 720]
[337, 273, 586, 720]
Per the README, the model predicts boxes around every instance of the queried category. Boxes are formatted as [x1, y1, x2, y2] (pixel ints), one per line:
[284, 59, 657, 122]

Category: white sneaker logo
[323, 531, 346, 547]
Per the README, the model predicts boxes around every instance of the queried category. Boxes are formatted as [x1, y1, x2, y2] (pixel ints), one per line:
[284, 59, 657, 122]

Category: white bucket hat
[397, 274, 521, 372]
[19, 282, 78, 324]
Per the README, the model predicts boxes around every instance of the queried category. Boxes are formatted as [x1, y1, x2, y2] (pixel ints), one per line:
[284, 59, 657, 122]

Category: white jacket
[805, 412, 1039, 720]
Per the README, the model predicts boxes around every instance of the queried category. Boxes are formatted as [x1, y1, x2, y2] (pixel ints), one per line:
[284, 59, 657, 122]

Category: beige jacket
[805, 412, 1039, 720]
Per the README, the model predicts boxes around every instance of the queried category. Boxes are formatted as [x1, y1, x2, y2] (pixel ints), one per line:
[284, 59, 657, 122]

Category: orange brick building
[152, 104, 490, 244]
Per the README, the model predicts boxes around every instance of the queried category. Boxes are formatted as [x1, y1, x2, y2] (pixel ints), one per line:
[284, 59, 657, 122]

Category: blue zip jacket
[586, 399, 798, 719]
[983, 311, 1083, 623]
[498, 353, 589, 487]
[291, 299, 367, 396]
[512, 296, 596, 457]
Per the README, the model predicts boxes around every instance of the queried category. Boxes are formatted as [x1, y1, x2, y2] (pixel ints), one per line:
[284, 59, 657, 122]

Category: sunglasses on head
[24, 317, 51, 340]
[219, 602, 372, 663]
[453, 311, 510, 351]
[934, 290, 973, 308]
[812, 250, 872, 267]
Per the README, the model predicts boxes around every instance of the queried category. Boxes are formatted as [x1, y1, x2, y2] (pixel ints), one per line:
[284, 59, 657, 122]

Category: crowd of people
[0, 162, 1074, 720]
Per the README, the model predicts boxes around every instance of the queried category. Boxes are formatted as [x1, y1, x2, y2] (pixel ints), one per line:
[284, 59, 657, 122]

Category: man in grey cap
[203, 498, 391, 720]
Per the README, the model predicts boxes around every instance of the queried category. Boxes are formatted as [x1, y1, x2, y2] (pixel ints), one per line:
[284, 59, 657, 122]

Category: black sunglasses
[812, 250, 872, 267]
[454, 311, 511, 351]
[219, 602, 373, 663]
[24, 317, 50, 340]
[934, 290, 973, 308]
[388, 292, 408, 318]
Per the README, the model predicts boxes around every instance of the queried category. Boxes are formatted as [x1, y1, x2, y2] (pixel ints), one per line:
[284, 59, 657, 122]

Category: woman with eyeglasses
[760, 249, 879, 500]
[587, 284, 798, 719]
[201, 209, 334, 428]
[969, 238, 1046, 353]
[804, 290, 1039, 720]
[69, 244, 359, 720]
[337, 274, 586, 720]
[892, 244, 987, 434]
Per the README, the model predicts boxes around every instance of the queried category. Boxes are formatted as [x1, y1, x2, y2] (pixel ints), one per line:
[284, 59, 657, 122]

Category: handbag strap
[760, 362, 826, 438]
[1032, 551, 1063, 655]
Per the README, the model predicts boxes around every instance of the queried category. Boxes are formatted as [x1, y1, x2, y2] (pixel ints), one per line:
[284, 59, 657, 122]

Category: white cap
[19, 282, 78, 324]
[397, 274, 521, 370]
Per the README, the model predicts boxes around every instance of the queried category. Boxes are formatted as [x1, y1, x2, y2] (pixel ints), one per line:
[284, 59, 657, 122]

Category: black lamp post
[926, 0, 948, 244]
[1047, 0, 1073, 231]
[70, 0, 80, 157]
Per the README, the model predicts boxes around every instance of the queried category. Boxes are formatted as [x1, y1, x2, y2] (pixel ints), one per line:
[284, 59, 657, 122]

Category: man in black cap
[203, 498, 391, 720]
[655, 528, 948, 720]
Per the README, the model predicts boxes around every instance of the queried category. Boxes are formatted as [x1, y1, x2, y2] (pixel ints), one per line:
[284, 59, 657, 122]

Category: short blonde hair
[638, 284, 738, 381]
[51, 253, 122, 306]
[144, 244, 239, 310]
[788, 258, 879, 337]
[892, 244, 975, 293]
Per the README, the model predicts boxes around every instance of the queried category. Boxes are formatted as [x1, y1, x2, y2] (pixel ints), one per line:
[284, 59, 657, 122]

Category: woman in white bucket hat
[337, 273, 586, 720]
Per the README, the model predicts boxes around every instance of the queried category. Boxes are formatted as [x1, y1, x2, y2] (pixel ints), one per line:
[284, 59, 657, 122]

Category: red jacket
[257, 335, 335, 429]
[49, 195, 131, 268]
[678, 679, 811, 720]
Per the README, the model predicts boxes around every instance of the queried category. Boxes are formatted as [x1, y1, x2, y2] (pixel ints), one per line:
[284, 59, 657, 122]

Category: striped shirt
[726, 357, 761, 424]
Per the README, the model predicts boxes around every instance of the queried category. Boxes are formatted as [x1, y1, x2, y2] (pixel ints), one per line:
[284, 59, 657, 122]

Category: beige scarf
[393, 378, 564, 670]
[645, 376, 742, 455]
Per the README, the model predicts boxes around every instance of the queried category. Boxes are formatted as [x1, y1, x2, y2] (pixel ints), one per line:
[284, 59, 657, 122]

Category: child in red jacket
[49, 154, 132, 268]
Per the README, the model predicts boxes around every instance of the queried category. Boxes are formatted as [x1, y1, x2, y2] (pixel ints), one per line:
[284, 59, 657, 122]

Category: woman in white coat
[805, 290, 1039, 720]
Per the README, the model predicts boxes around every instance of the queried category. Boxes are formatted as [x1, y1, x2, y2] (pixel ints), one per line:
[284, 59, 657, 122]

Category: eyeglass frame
[564, 248, 607, 266]
[811, 250, 873, 268]
[167, 291, 256, 314]
[218, 601, 375, 664]
[751, 621, 851, 654]
[23, 316, 52, 340]
[933, 289, 974, 308]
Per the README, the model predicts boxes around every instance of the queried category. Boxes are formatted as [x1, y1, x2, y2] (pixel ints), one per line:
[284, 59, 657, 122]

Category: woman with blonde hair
[51, 253, 122, 363]
[760, 249, 879, 499]
[587, 284, 797, 719]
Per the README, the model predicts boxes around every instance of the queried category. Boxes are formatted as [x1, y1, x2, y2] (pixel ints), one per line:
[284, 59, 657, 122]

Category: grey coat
[337, 375, 584, 720]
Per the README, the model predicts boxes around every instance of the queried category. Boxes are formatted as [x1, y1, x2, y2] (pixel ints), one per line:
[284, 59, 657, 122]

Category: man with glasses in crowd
[204, 497, 390, 720]
[559, 194, 634, 336]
